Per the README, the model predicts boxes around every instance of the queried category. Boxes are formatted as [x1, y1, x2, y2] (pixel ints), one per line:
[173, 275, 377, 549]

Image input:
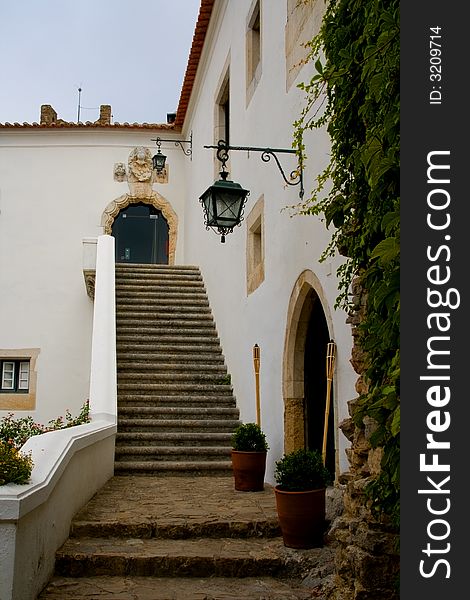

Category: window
[0, 349, 39, 410]
[216, 74, 230, 145]
[214, 59, 231, 176]
[1, 359, 30, 392]
[246, 0, 262, 103]
[285, 0, 324, 90]
[246, 196, 265, 294]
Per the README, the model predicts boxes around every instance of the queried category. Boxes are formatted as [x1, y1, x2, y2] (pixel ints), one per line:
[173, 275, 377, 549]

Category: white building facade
[0, 0, 356, 483]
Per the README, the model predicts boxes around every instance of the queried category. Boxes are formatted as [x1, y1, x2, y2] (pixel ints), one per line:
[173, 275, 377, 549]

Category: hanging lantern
[152, 149, 167, 173]
[199, 170, 250, 242]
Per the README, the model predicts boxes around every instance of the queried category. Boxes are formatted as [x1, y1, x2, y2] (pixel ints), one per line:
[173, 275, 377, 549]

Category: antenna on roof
[77, 87, 82, 123]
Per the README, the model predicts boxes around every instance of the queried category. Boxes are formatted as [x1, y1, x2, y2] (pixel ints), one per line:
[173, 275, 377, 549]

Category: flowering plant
[0, 400, 90, 485]
[0, 440, 34, 485]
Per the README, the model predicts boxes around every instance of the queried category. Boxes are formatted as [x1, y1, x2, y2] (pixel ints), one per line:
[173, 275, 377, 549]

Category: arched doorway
[111, 202, 169, 264]
[283, 270, 337, 478]
[101, 192, 178, 265]
[304, 291, 335, 475]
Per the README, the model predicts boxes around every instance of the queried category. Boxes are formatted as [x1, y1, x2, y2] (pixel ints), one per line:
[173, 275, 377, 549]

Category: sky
[0, 0, 201, 125]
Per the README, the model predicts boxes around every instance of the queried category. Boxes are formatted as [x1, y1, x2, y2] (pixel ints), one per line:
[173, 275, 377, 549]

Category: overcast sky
[0, 0, 201, 125]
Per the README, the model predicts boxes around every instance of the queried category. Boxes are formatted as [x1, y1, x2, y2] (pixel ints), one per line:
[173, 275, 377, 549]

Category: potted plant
[231, 422, 269, 491]
[274, 448, 331, 548]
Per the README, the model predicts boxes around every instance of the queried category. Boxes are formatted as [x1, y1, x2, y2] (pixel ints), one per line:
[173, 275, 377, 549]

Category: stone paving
[38, 476, 337, 599]
[68, 476, 280, 539]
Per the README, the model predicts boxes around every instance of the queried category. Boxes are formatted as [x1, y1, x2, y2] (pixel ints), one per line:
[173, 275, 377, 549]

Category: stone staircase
[38, 476, 335, 599]
[114, 263, 241, 476]
[37, 265, 337, 598]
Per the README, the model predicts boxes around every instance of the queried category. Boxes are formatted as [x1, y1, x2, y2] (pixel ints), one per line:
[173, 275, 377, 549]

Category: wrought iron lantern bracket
[204, 139, 304, 199]
[151, 131, 193, 159]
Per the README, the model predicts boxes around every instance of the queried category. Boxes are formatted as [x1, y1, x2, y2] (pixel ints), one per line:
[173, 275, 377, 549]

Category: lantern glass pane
[203, 193, 216, 225]
[215, 192, 244, 227]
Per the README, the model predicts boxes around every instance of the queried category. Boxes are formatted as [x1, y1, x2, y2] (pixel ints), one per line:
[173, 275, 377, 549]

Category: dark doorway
[304, 292, 335, 476]
[112, 203, 169, 264]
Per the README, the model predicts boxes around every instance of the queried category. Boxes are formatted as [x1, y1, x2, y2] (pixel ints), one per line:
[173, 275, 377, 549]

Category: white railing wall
[0, 235, 117, 600]
[89, 235, 118, 422]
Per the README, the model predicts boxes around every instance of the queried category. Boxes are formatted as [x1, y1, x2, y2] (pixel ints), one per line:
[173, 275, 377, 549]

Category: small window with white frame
[0, 349, 39, 410]
[1, 359, 30, 393]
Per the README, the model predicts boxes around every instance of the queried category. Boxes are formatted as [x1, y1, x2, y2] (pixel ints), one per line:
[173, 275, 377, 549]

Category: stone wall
[327, 278, 399, 600]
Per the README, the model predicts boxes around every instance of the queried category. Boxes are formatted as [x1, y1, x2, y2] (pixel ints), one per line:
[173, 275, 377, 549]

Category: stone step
[114, 446, 232, 462]
[113, 460, 234, 476]
[38, 575, 313, 599]
[116, 315, 215, 326]
[116, 296, 210, 307]
[117, 361, 227, 373]
[116, 305, 213, 316]
[117, 348, 224, 359]
[117, 383, 233, 394]
[117, 395, 237, 407]
[117, 406, 239, 419]
[117, 371, 230, 383]
[69, 516, 280, 541]
[116, 274, 204, 284]
[118, 394, 236, 410]
[116, 334, 220, 345]
[117, 419, 240, 433]
[116, 271, 203, 282]
[116, 284, 206, 295]
[115, 263, 200, 272]
[115, 432, 234, 447]
[117, 285, 206, 296]
[115, 326, 218, 337]
[116, 323, 217, 334]
[116, 297, 210, 308]
[116, 263, 201, 277]
[116, 342, 222, 353]
[54, 536, 286, 578]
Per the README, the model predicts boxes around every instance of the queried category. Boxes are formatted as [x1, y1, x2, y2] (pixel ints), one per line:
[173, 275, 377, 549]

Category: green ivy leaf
[390, 406, 400, 437]
[370, 237, 399, 265]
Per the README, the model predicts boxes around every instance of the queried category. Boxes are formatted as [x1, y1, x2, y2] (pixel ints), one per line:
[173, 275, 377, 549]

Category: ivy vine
[293, 0, 400, 527]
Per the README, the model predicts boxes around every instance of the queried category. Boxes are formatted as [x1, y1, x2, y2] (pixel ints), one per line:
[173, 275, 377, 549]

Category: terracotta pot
[274, 485, 326, 548]
[231, 450, 267, 491]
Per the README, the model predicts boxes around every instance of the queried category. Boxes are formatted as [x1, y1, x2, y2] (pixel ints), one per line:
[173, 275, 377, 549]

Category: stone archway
[101, 192, 178, 265]
[282, 270, 335, 457]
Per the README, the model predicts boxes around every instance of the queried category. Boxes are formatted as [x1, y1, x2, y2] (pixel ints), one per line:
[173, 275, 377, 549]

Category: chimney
[167, 112, 176, 124]
[98, 105, 112, 125]
[40, 105, 57, 125]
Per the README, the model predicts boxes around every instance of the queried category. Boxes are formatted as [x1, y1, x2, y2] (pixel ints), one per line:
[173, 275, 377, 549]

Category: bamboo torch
[253, 344, 261, 427]
[322, 340, 336, 466]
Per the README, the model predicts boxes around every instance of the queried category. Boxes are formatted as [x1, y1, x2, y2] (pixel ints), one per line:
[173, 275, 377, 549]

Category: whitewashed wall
[0, 129, 187, 424]
[181, 0, 356, 479]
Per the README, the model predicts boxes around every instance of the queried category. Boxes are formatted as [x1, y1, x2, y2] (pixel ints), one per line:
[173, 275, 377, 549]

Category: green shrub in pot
[231, 422, 269, 452]
[231, 423, 269, 491]
[274, 448, 331, 491]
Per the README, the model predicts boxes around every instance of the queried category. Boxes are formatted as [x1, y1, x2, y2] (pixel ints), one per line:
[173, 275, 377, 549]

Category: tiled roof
[0, 121, 174, 130]
[174, 0, 215, 130]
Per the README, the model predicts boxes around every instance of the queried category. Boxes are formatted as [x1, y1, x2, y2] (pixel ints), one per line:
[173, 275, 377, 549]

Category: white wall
[181, 0, 356, 479]
[0, 129, 187, 424]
